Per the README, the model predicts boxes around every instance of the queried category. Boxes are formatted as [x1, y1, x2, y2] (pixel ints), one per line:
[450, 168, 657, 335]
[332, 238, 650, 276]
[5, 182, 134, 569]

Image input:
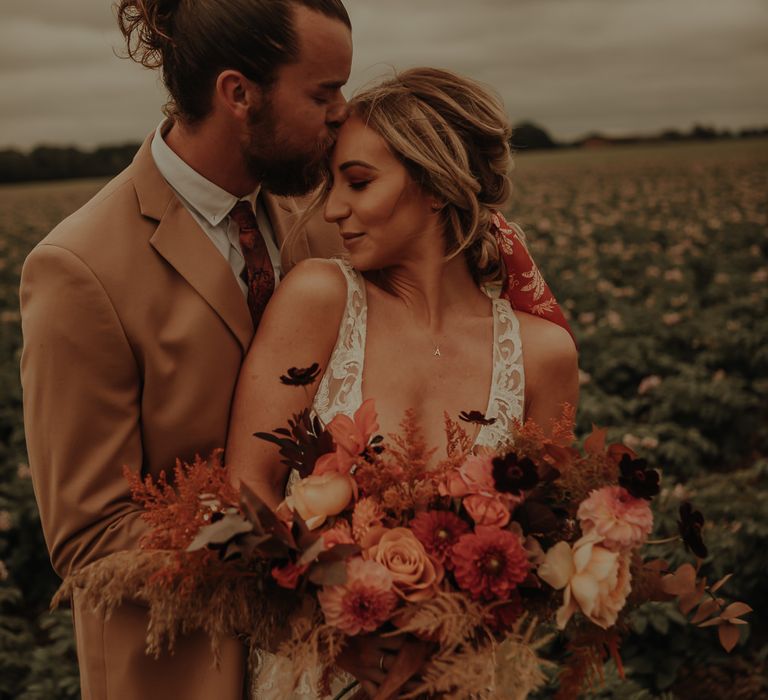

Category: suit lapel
[131, 134, 254, 353]
[262, 193, 310, 273]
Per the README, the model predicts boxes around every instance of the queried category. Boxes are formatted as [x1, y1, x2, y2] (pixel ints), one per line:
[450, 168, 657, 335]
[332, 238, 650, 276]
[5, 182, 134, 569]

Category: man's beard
[243, 100, 334, 197]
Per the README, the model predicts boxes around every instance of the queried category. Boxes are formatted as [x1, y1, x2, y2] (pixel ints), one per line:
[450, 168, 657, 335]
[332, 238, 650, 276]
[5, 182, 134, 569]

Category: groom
[20, 1, 351, 698]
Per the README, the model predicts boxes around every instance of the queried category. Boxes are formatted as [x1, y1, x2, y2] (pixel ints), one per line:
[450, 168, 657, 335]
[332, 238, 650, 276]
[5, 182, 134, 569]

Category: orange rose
[367, 527, 444, 602]
[285, 472, 355, 530]
[538, 534, 632, 629]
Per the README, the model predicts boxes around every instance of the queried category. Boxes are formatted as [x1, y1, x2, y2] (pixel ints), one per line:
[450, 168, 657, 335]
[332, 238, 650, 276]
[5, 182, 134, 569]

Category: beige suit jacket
[19, 133, 343, 699]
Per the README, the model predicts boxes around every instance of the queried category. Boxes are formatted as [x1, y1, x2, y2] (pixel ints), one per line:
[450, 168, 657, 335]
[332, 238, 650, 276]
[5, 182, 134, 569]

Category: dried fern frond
[494, 615, 556, 700]
[391, 590, 488, 647]
[444, 412, 474, 459]
[274, 605, 347, 694]
[408, 643, 496, 699]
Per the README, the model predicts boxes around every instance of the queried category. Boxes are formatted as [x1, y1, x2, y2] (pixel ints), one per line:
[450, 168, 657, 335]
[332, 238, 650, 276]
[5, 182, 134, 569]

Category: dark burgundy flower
[678, 502, 708, 559]
[618, 454, 660, 500]
[492, 452, 539, 495]
[459, 410, 496, 426]
[280, 363, 321, 386]
[410, 510, 470, 569]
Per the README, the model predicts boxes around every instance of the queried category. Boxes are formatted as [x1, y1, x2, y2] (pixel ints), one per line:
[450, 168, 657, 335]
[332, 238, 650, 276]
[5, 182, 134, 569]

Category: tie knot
[229, 201, 258, 232]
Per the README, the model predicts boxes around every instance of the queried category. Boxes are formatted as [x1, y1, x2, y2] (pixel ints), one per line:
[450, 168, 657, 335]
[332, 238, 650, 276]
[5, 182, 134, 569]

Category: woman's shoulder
[259, 258, 349, 336]
[513, 309, 578, 369]
[275, 258, 349, 307]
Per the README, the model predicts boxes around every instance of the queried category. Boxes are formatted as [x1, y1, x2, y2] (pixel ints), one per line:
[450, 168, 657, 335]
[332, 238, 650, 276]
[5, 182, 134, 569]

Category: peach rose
[577, 486, 653, 551]
[538, 534, 632, 629]
[464, 494, 511, 527]
[367, 527, 444, 602]
[439, 455, 495, 498]
[285, 472, 355, 530]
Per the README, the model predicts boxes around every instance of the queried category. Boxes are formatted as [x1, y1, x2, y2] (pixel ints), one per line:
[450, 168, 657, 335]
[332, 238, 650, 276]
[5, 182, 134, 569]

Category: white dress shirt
[150, 122, 282, 297]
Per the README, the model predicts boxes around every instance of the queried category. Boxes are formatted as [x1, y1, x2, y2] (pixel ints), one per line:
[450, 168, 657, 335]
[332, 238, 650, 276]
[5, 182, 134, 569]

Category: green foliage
[0, 141, 766, 697]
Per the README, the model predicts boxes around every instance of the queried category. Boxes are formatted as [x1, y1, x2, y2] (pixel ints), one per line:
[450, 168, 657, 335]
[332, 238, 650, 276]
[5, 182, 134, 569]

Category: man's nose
[326, 99, 350, 129]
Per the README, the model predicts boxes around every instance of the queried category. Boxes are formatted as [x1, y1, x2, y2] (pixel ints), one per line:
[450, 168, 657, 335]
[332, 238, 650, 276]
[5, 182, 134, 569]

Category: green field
[1, 140, 766, 698]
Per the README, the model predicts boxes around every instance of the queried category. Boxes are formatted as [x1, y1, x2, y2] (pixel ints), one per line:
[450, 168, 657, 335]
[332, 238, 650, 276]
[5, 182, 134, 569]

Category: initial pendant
[434, 347, 441, 358]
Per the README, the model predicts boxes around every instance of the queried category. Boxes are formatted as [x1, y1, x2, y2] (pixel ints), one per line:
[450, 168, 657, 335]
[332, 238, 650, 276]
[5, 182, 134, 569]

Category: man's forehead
[291, 6, 352, 82]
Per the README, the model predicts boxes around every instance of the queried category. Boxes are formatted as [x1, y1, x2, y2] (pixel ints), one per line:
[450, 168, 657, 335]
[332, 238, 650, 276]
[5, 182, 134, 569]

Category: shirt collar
[150, 120, 260, 226]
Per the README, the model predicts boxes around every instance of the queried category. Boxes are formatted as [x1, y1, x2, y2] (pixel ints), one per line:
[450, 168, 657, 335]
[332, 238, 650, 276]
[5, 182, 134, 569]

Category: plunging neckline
[311, 258, 525, 452]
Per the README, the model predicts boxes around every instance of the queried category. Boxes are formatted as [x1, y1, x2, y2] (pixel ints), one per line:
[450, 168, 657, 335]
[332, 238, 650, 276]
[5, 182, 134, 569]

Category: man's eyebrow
[339, 160, 378, 171]
[319, 80, 346, 90]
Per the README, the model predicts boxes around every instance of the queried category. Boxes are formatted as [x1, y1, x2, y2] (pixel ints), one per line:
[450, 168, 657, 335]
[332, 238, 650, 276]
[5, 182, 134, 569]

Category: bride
[226, 67, 579, 698]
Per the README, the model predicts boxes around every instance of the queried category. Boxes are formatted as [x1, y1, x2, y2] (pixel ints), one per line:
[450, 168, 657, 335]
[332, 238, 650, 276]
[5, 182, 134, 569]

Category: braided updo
[349, 67, 513, 285]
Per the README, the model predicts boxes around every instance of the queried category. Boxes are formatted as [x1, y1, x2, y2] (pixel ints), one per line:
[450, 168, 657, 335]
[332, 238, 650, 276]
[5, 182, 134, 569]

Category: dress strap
[475, 298, 525, 450]
[312, 258, 367, 426]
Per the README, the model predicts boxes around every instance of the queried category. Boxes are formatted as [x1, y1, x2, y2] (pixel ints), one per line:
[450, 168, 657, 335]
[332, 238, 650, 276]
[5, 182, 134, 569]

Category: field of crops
[1, 140, 766, 698]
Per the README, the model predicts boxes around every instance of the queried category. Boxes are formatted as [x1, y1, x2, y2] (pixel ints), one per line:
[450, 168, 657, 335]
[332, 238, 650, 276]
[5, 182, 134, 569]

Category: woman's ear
[429, 198, 445, 212]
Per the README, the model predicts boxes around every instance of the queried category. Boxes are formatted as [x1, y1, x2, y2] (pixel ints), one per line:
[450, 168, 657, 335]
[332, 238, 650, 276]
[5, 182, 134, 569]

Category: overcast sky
[1, 0, 766, 150]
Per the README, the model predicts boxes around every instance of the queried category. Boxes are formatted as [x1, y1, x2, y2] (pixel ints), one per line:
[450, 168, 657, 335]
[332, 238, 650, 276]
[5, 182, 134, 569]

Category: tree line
[2, 123, 767, 184]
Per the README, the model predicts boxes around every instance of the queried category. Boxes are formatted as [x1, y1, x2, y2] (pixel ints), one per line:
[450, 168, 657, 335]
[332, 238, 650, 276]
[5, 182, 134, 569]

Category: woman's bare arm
[226, 259, 347, 509]
[517, 312, 579, 436]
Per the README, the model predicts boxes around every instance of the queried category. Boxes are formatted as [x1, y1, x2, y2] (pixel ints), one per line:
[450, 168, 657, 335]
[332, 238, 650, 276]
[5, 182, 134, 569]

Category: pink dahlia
[317, 558, 398, 635]
[410, 510, 470, 569]
[577, 486, 653, 551]
[452, 527, 530, 601]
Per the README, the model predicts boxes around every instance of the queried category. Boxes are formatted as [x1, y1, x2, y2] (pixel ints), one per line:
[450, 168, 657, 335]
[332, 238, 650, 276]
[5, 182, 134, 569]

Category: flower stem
[645, 536, 680, 545]
[333, 680, 360, 700]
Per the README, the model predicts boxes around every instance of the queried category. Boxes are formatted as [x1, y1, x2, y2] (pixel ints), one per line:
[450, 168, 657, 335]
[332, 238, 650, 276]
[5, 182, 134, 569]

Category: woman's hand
[336, 633, 404, 697]
[336, 633, 433, 698]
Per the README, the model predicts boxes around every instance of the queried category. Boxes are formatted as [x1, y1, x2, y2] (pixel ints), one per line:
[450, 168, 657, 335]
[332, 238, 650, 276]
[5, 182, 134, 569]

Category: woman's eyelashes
[349, 180, 371, 191]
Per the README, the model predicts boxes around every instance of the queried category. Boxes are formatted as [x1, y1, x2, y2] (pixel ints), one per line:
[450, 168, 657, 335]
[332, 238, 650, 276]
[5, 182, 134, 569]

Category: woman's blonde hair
[290, 67, 513, 284]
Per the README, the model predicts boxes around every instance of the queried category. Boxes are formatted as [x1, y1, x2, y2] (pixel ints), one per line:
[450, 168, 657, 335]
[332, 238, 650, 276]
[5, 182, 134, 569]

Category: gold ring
[378, 654, 386, 672]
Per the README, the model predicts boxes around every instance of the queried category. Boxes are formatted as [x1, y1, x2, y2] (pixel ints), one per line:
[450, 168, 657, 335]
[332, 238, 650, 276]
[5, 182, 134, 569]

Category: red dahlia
[452, 527, 530, 601]
[410, 510, 469, 569]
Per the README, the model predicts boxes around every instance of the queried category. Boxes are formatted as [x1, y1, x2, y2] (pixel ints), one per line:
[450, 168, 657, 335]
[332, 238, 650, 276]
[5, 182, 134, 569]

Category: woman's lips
[340, 232, 365, 243]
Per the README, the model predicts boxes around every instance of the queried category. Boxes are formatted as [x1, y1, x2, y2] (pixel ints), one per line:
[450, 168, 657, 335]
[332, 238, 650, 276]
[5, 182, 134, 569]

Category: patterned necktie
[228, 201, 275, 327]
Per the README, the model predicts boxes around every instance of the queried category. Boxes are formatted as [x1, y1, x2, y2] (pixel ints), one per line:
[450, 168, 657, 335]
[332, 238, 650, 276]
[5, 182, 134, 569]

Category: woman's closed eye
[349, 180, 371, 191]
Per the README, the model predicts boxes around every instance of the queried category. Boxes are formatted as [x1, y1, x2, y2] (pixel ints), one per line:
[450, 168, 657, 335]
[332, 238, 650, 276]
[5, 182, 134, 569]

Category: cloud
[0, 0, 766, 148]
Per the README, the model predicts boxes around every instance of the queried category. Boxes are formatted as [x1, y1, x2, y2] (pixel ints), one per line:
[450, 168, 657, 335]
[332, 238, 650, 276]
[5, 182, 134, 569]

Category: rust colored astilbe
[123, 449, 239, 550]
[354, 409, 438, 514]
[551, 426, 633, 516]
[555, 624, 625, 700]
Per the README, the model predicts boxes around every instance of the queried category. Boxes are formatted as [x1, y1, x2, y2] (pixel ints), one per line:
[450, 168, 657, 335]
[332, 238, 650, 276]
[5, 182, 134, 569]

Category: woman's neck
[370, 253, 489, 334]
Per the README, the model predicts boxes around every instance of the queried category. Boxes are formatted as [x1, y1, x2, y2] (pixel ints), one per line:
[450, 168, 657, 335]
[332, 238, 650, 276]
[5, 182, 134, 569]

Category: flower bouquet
[56, 368, 752, 699]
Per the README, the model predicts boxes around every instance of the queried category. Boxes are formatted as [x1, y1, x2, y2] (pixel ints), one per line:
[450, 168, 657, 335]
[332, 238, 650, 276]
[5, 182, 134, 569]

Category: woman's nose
[324, 184, 350, 224]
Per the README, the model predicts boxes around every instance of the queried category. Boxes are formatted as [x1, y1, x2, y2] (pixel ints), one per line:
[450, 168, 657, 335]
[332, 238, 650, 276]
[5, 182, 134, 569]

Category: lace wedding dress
[251, 258, 526, 699]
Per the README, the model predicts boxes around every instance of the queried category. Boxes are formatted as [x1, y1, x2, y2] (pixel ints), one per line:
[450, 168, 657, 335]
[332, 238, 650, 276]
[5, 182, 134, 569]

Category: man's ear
[215, 70, 263, 119]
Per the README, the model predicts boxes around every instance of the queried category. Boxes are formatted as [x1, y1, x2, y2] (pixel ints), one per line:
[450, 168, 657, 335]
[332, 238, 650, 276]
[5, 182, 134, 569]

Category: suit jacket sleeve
[20, 243, 148, 578]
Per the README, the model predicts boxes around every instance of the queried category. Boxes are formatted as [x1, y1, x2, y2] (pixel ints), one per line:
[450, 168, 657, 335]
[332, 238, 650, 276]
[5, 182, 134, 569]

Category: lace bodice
[313, 258, 525, 449]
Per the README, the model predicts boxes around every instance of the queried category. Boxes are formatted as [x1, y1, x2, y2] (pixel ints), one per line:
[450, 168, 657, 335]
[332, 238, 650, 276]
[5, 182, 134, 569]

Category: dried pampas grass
[53, 549, 293, 661]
